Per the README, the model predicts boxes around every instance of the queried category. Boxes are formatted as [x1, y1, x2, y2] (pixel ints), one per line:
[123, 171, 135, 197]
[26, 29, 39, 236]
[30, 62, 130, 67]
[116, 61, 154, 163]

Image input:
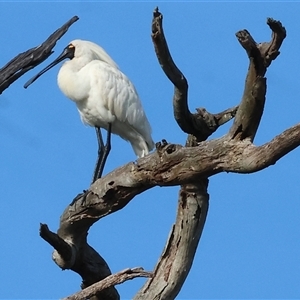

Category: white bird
[25, 39, 155, 182]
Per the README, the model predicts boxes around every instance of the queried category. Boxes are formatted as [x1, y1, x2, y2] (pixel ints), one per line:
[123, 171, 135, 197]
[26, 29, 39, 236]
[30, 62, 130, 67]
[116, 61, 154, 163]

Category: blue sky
[0, 2, 299, 299]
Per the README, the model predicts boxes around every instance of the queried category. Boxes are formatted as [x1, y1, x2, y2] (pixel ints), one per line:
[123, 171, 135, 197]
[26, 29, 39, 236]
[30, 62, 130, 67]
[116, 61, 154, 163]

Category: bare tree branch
[213, 105, 239, 126]
[135, 8, 213, 299]
[41, 225, 120, 300]
[151, 7, 189, 133]
[151, 7, 237, 140]
[63, 268, 152, 300]
[0, 16, 79, 94]
[35, 12, 296, 300]
[229, 18, 286, 141]
[134, 181, 209, 300]
[40, 223, 73, 268]
[38, 119, 300, 297]
[1, 8, 290, 300]
[261, 18, 287, 67]
[60, 123, 300, 225]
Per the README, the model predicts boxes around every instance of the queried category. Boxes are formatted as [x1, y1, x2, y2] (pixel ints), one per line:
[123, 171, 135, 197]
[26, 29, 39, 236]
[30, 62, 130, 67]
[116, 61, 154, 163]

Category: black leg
[92, 124, 112, 183]
[92, 127, 104, 183]
[95, 123, 112, 180]
[96, 127, 105, 158]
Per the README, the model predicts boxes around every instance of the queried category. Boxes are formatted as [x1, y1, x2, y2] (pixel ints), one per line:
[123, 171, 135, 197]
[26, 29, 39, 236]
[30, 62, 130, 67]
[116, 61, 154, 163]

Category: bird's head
[24, 43, 75, 88]
[24, 39, 118, 88]
[70, 39, 119, 69]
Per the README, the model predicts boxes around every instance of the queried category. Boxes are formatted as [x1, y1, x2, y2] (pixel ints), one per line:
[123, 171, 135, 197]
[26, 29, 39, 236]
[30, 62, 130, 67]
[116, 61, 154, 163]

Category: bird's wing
[89, 61, 153, 139]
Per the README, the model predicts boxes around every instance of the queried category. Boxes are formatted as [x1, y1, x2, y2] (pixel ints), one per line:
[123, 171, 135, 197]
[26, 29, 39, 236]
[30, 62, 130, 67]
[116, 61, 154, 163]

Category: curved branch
[40, 122, 300, 296]
[0, 15, 79, 94]
[41, 223, 119, 300]
[36, 12, 292, 300]
[68, 123, 300, 220]
[133, 9, 235, 299]
[151, 7, 189, 133]
[151, 8, 237, 140]
[262, 18, 287, 67]
[40, 223, 74, 268]
[134, 181, 209, 300]
[63, 268, 152, 300]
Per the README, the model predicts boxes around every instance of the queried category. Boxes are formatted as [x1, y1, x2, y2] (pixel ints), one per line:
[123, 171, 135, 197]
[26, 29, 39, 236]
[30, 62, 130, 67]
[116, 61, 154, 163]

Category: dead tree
[1, 7, 298, 300]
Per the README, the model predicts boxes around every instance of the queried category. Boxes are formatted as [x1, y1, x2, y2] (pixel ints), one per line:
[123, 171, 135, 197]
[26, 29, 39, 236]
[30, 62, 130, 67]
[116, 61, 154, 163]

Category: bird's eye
[68, 44, 75, 49]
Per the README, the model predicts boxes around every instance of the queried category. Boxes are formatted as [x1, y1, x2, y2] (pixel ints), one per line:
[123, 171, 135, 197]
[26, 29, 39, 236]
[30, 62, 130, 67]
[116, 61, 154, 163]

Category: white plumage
[58, 39, 154, 157]
[24, 39, 154, 180]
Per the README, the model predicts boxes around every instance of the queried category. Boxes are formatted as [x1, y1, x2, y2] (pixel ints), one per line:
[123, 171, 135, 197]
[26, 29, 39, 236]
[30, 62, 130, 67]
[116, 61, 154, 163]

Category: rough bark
[135, 9, 227, 299]
[41, 123, 300, 228]
[63, 268, 152, 300]
[150, 8, 238, 140]
[38, 120, 300, 298]
[0, 16, 78, 94]
[1, 8, 295, 300]
[229, 18, 286, 141]
[37, 9, 294, 300]
[134, 180, 209, 300]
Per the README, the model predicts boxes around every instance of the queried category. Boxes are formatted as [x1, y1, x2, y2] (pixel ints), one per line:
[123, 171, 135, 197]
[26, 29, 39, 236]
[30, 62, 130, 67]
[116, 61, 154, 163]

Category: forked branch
[229, 18, 286, 141]
[40, 120, 300, 297]
[135, 8, 225, 299]
[151, 7, 237, 140]
[55, 123, 300, 228]
[34, 10, 297, 300]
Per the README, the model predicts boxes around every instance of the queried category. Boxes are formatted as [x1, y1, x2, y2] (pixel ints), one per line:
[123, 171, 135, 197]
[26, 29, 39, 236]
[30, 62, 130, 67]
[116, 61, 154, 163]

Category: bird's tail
[131, 137, 155, 158]
[111, 119, 154, 158]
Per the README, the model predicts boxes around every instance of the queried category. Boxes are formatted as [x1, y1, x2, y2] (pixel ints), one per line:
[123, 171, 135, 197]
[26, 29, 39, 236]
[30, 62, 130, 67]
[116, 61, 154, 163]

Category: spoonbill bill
[24, 39, 155, 182]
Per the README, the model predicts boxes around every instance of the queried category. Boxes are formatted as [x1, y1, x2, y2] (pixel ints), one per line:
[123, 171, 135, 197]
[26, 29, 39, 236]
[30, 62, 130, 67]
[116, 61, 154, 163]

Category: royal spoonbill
[24, 39, 155, 182]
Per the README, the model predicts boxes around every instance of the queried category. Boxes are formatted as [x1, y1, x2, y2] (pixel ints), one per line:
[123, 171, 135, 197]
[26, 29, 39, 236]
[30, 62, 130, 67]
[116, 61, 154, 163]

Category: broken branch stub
[261, 18, 287, 67]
